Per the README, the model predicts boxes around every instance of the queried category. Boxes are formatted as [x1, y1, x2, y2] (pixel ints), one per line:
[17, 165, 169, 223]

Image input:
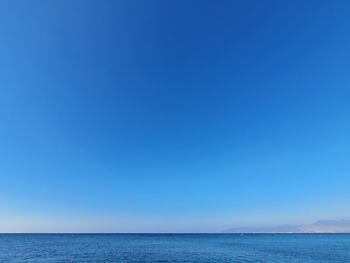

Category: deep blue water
[0, 234, 350, 262]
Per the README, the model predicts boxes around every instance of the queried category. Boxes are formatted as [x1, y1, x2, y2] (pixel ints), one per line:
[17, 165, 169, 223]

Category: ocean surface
[0, 234, 349, 262]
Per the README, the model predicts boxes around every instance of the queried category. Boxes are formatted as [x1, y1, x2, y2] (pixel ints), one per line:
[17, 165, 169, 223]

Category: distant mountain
[225, 219, 350, 233]
[298, 220, 350, 233]
[224, 225, 300, 233]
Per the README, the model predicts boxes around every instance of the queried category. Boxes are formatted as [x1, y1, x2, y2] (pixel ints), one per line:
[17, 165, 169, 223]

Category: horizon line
[1, 232, 350, 235]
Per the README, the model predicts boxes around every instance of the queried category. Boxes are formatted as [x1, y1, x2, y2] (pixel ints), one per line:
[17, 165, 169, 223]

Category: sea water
[0, 234, 349, 262]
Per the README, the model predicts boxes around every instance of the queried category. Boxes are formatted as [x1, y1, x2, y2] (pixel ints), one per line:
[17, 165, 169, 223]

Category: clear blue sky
[1, 0, 350, 232]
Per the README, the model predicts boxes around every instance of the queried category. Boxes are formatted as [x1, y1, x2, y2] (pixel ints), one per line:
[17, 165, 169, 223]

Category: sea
[0, 234, 349, 262]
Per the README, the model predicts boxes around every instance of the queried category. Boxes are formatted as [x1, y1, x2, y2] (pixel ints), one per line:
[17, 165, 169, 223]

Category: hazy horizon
[1, 0, 350, 233]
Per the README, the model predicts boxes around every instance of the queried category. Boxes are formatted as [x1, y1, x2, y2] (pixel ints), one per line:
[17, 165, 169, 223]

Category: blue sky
[1, 0, 350, 232]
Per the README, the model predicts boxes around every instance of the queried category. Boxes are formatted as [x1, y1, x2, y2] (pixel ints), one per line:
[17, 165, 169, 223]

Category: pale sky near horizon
[1, 0, 350, 232]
